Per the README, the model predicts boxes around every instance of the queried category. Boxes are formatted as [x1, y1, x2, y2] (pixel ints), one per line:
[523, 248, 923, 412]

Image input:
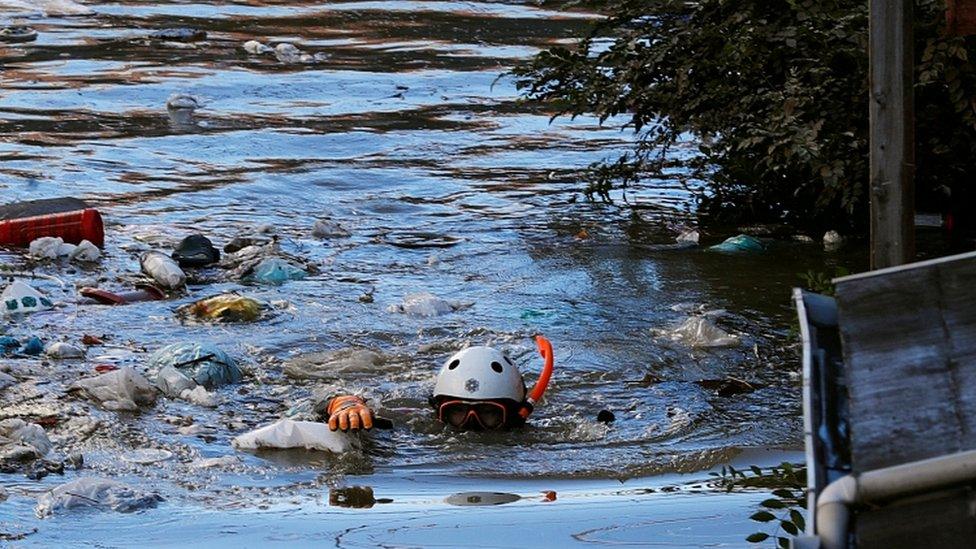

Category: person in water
[324, 335, 554, 432]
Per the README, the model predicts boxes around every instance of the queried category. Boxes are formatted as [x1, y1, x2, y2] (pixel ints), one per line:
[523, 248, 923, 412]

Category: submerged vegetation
[517, 0, 976, 234]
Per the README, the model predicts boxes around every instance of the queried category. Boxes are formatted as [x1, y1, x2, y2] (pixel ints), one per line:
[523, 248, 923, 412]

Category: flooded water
[1, 1, 859, 546]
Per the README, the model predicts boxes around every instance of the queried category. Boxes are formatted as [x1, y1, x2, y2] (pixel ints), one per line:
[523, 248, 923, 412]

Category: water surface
[0, 1, 851, 545]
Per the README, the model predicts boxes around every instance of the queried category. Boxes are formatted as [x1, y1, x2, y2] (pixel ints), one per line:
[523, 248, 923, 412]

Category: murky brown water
[0, 1, 858, 545]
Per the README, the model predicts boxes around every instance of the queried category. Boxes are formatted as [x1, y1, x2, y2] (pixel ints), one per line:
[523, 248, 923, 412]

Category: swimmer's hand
[327, 395, 374, 432]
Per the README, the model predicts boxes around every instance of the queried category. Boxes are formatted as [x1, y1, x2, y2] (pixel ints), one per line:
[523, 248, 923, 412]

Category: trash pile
[0, 197, 370, 519]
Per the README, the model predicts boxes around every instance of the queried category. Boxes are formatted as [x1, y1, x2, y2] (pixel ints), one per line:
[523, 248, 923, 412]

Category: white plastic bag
[29, 236, 69, 259]
[283, 348, 384, 379]
[70, 367, 157, 411]
[1, 280, 54, 315]
[311, 219, 350, 238]
[70, 239, 101, 262]
[0, 418, 52, 461]
[140, 251, 186, 290]
[387, 292, 457, 317]
[242, 40, 272, 55]
[231, 419, 358, 453]
[46, 341, 85, 359]
[35, 478, 162, 518]
[665, 317, 740, 348]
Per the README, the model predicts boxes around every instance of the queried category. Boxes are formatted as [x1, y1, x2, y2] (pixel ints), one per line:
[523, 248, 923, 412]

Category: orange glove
[327, 395, 374, 432]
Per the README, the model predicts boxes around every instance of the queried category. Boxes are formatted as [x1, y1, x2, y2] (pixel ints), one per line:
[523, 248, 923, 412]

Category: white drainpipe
[815, 449, 976, 549]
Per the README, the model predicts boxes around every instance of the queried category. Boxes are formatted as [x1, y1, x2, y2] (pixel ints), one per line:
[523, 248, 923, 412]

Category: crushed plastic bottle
[140, 251, 186, 290]
[178, 294, 263, 322]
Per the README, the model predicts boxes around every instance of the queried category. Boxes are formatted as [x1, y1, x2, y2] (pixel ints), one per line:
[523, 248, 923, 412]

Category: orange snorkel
[519, 335, 554, 419]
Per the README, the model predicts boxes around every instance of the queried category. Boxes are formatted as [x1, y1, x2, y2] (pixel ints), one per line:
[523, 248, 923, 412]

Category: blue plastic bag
[708, 234, 765, 253]
[148, 343, 242, 390]
[249, 258, 307, 285]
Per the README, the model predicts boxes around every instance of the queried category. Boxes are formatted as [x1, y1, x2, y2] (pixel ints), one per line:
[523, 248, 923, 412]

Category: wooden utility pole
[869, 0, 915, 269]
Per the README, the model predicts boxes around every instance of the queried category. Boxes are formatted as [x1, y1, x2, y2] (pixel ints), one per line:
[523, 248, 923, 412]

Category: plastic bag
[45, 341, 85, 359]
[231, 419, 358, 453]
[665, 317, 740, 348]
[148, 342, 241, 392]
[708, 234, 765, 253]
[1, 280, 54, 315]
[29, 236, 73, 259]
[0, 418, 52, 461]
[35, 478, 162, 518]
[248, 258, 307, 285]
[242, 39, 273, 55]
[22, 335, 44, 355]
[312, 219, 350, 238]
[0, 371, 15, 389]
[387, 292, 456, 317]
[70, 367, 157, 411]
[676, 229, 700, 245]
[140, 251, 186, 289]
[177, 294, 262, 322]
[284, 348, 384, 380]
[70, 240, 101, 262]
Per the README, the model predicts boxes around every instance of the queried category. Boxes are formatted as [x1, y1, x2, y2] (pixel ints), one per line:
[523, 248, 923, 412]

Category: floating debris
[312, 219, 350, 239]
[35, 478, 163, 518]
[284, 348, 384, 380]
[232, 419, 358, 453]
[166, 94, 200, 112]
[661, 316, 740, 348]
[150, 28, 207, 42]
[383, 231, 463, 249]
[387, 292, 467, 317]
[69, 367, 157, 412]
[1, 281, 54, 315]
[0, 25, 38, 43]
[177, 294, 263, 323]
[140, 251, 186, 290]
[708, 234, 765, 253]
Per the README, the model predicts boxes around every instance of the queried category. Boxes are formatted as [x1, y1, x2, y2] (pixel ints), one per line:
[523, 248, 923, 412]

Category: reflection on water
[0, 0, 850, 544]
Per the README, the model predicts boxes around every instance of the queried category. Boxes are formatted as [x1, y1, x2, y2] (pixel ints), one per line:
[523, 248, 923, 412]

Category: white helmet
[433, 346, 526, 402]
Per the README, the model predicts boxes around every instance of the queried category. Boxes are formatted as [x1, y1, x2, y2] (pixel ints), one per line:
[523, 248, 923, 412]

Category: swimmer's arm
[326, 394, 375, 432]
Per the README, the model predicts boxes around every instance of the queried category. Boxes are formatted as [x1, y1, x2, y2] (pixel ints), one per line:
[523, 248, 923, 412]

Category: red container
[0, 198, 105, 248]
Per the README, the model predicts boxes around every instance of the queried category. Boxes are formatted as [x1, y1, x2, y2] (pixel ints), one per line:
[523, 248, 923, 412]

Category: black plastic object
[171, 234, 220, 268]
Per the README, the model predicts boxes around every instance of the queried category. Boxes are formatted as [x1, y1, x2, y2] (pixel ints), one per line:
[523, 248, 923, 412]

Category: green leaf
[790, 509, 806, 532]
[781, 520, 800, 536]
[750, 511, 776, 522]
[777, 536, 791, 549]
[772, 489, 795, 499]
[746, 532, 770, 543]
[761, 498, 787, 509]
[750, 465, 763, 476]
